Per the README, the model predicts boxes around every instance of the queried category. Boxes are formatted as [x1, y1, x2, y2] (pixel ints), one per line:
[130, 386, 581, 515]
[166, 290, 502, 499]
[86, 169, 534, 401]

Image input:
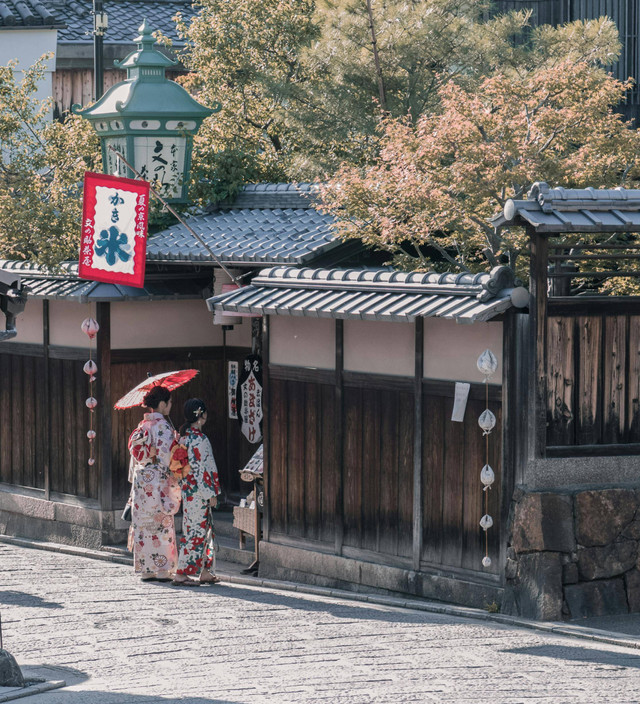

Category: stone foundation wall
[503, 488, 640, 621]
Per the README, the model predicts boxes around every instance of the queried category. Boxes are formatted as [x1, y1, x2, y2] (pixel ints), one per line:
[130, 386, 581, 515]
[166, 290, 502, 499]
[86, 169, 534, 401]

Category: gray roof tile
[0, 0, 62, 28]
[207, 265, 529, 324]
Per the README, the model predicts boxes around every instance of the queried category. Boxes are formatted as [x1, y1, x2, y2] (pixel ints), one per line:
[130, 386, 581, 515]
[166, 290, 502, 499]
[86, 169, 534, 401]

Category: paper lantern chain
[477, 349, 498, 569]
[81, 317, 99, 467]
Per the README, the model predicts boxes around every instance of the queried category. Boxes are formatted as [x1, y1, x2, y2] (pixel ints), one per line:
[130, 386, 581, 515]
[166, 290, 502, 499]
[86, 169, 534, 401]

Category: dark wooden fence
[546, 306, 640, 454]
[0, 344, 255, 504]
[268, 367, 502, 575]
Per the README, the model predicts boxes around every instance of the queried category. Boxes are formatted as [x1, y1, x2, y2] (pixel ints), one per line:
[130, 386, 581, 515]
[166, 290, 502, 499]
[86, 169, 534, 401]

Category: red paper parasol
[114, 369, 199, 409]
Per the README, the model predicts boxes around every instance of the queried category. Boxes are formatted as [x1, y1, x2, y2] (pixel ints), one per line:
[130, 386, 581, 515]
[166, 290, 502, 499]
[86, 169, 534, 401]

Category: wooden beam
[97, 302, 112, 512]
[529, 227, 548, 459]
[334, 319, 344, 556]
[412, 317, 424, 570]
[43, 300, 51, 501]
[262, 315, 270, 543]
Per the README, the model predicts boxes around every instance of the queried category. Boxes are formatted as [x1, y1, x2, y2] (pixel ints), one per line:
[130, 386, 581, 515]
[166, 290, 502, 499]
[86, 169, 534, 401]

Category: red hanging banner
[79, 171, 150, 289]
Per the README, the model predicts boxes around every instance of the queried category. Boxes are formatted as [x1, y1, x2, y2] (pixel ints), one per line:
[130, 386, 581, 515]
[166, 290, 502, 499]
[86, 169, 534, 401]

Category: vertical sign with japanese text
[237, 355, 262, 444]
[79, 172, 150, 289]
[228, 361, 238, 419]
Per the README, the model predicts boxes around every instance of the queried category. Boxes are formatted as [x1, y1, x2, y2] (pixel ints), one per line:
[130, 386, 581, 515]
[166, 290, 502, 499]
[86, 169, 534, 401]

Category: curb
[0, 680, 65, 703]
[2, 535, 640, 652]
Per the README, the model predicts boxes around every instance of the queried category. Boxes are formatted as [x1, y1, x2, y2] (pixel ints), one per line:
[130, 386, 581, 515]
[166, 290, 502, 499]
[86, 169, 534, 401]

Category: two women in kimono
[128, 389, 222, 585]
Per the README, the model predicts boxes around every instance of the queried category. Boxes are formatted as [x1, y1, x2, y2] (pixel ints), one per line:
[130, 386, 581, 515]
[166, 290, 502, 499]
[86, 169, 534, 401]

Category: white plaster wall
[2, 298, 43, 344]
[344, 319, 414, 377]
[0, 31, 57, 115]
[423, 317, 503, 382]
[111, 299, 251, 349]
[49, 300, 92, 347]
[269, 316, 335, 369]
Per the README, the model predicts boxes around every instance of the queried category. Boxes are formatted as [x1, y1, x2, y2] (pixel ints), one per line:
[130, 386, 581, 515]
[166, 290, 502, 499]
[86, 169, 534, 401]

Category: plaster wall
[2, 299, 44, 344]
[111, 299, 251, 349]
[49, 300, 94, 347]
[0, 31, 57, 115]
[344, 319, 414, 377]
[269, 316, 335, 370]
[423, 317, 503, 382]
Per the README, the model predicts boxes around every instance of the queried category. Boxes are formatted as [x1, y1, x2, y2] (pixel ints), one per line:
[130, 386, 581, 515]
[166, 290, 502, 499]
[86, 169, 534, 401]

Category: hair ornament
[194, 407, 204, 418]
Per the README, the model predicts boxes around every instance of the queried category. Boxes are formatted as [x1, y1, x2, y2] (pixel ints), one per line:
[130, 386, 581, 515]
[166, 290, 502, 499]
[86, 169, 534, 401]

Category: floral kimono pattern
[175, 427, 221, 577]
[128, 412, 181, 577]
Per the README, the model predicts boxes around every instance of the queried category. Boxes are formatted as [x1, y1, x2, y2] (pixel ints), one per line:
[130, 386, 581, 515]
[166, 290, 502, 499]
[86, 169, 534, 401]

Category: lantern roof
[75, 19, 215, 122]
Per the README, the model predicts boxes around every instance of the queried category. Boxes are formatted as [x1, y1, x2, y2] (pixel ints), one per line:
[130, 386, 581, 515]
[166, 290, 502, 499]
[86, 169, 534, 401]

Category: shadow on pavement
[504, 644, 640, 668]
[0, 590, 63, 609]
[159, 581, 452, 625]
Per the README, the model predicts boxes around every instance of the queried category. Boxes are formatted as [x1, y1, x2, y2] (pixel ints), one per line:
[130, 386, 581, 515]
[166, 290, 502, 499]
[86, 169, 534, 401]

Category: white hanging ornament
[81, 318, 100, 339]
[482, 555, 492, 568]
[478, 409, 496, 435]
[87, 430, 96, 441]
[88, 458, 96, 466]
[477, 348, 498, 379]
[85, 397, 97, 410]
[480, 464, 495, 490]
[83, 360, 98, 378]
[480, 514, 493, 531]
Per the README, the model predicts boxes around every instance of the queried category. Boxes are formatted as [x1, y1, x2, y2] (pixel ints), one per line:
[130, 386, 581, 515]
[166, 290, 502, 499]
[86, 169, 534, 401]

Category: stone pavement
[3, 543, 640, 703]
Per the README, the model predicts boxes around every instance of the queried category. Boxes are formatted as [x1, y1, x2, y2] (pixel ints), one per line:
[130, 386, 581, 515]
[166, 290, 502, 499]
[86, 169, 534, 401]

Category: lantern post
[75, 19, 216, 203]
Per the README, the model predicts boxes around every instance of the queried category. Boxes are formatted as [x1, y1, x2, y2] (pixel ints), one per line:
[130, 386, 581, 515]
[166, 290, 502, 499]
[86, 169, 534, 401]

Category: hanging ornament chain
[81, 312, 100, 466]
[477, 348, 497, 568]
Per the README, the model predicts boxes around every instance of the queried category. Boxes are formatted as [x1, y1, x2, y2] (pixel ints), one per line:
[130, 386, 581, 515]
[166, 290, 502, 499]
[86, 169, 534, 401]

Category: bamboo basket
[233, 506, 257, 536]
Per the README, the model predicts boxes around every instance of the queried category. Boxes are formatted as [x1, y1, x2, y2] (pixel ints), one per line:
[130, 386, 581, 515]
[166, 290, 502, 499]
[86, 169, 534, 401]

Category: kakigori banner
[79, 172, 150, 289]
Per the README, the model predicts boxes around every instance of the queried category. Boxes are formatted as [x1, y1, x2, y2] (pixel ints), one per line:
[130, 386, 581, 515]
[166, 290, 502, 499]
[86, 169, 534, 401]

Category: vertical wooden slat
[22, 356, 35, 488]
[0, 355, 11, 483]
[62, 360, 76, 495]
[334, 319, 344, 555]
[286, 381, 305, 538]
[97, 302, 112, 510]
[461, 397, 486, 572]
[304, 382, 320, 541]
[412, 317, 423, 569]
[441, 394, 465, 568]
[361, 387, 379, 553]
[378, 389, 399, 556]
[268, 377, 287, 534]
[421, 392, 444, 565]
[11, 356, 23, 487]
[546, 315, 575, 445]
[529, 228, 548, 458]
[43, 301, 51, 498]
[576, 315, 603, 445]
[628, 315, 640, 442]
[397, 391, 414, 560]
[321, 383, 337, 543]
[343, 388, 363, 549]
[49, 358, 62, 493]
[603, 315, 627, 444]
[262, 316, 271, 542]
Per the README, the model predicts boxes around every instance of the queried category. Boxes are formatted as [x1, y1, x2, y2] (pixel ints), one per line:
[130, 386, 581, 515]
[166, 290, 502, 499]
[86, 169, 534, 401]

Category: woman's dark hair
[143, 385, 171, 410]
[179, 398, 207, 435]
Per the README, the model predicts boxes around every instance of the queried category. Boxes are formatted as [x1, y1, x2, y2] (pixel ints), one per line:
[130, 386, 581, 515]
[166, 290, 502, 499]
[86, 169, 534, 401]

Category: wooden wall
[268, 367, 502, 575]
[0, 344, 254, 504]
[546, 311, 640, 451]
[0, 347, 94, 498]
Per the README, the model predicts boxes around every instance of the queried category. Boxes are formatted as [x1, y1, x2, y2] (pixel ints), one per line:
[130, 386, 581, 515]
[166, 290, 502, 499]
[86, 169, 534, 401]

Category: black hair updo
[179, 398, 207, 436]
[142, 385, 171, 410]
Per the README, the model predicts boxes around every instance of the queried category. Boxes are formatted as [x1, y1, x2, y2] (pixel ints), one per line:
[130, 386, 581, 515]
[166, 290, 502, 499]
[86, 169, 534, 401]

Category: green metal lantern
[75, 19, 216, 203]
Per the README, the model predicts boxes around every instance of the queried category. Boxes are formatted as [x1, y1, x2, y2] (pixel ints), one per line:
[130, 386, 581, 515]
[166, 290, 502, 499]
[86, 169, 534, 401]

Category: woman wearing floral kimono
[127, 386, 181, 581]
[171, 398, 222, 586]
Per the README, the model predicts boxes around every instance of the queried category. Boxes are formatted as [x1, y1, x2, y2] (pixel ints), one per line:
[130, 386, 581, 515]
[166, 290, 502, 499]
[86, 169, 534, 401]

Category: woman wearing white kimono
[127, 386, 181, 581]
[171, 398, 222, 586]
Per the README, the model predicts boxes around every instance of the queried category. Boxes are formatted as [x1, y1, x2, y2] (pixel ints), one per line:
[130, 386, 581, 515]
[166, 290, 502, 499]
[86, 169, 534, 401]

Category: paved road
[3, 543, 640, 703]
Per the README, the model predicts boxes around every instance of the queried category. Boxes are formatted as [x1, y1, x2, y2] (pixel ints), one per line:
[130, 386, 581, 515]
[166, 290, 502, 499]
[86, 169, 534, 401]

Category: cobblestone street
[3, 543, 640, 703]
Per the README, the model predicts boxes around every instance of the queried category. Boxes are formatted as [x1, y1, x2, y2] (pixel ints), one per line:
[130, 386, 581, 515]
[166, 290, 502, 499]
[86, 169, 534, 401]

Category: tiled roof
[0, 260, 208, 302]
[54, 0, 194, 43]
[0, 0, 63, 28]
[492, 182, 640, 234]
[207, 265, 529, 323]
[146, 183, 360, 267]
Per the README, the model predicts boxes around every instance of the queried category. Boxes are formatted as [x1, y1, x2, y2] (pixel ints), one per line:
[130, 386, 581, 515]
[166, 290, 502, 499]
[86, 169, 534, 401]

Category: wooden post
[262, 315, 270, 543]
[43, 300, 51, 501]
[96, 302, 112, 511]
[412, 317, 424, 570]
[334, 319, 344, 556]
[529, 227, 548, 459]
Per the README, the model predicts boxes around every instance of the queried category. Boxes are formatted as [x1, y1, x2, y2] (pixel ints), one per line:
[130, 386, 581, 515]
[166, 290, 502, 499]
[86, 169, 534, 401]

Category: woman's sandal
[199, 575, 221, 585]
[171, 577, 200, 587]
